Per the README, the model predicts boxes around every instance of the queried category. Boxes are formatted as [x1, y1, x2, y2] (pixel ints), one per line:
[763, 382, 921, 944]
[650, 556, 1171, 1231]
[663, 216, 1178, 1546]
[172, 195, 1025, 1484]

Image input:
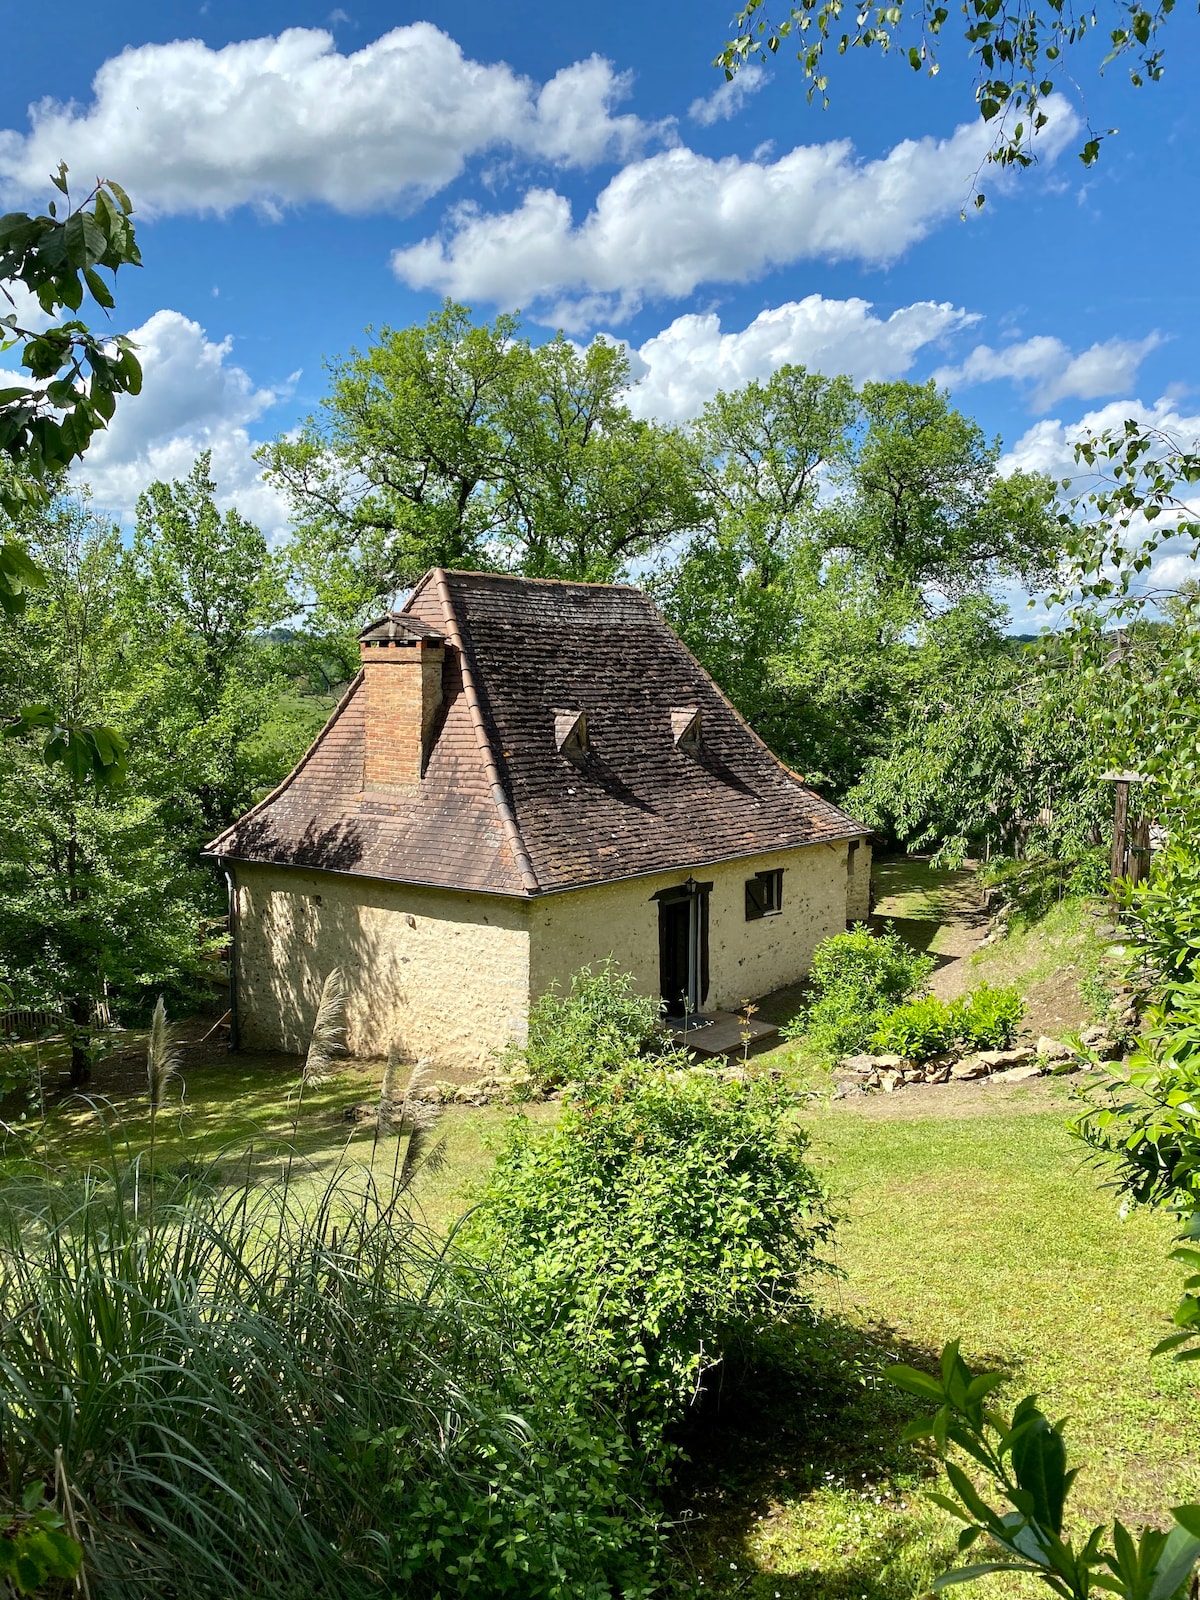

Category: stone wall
[232, 863, 530, 1068]
[528, 841, 856, 1010]
[232, 838, 867, 1068]
[846, 836, 873, 923]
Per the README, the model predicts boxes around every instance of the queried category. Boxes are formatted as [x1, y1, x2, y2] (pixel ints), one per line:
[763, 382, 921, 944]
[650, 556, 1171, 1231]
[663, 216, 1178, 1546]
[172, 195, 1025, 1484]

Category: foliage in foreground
[874, 985, 1025, 1062]
[468, 1066, 835, 1466]
[888, 1341, 1200, 1599]
[519, 959, 665, 1092]
[0, 1153, 664, 1600]
[784, 926, 935, 1059]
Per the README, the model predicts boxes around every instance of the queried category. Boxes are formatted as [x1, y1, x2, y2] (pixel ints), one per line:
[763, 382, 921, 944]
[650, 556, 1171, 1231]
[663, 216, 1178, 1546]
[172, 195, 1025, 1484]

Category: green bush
[954, 981, 1025, 1049]
[522, 961, 664, 1091]
[872, 994, 959, 1061]
[467, 1067, 835, 1465]
[871, 983, 1025, 1060]
[785, 926, 935, 1060]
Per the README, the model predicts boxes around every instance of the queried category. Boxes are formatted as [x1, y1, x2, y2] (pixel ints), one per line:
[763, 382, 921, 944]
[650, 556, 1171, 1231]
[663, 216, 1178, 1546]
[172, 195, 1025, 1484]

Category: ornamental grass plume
[145, 995, 181, 1190]
[286, 968, 346, 1188]
[302, 967, 346, 1091]
[374, 1053, 447, 1200]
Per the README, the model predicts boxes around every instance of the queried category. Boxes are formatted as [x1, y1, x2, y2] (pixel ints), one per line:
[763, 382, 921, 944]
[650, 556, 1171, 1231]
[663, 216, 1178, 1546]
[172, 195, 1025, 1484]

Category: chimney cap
[358, 612, 445, 645]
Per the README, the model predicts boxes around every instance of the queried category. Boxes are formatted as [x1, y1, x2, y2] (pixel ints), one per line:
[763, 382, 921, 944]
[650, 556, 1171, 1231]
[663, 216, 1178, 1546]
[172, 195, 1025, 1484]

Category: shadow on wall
[235, 861, 529, 1076]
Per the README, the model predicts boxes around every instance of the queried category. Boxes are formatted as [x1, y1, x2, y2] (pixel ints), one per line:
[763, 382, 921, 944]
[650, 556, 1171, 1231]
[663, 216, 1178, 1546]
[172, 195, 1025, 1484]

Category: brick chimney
[357, 614, 446, 788]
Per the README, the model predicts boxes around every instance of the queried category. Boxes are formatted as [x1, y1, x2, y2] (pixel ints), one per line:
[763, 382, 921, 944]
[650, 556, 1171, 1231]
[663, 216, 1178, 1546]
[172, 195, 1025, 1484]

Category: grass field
[679, 1087, 1200, 1598]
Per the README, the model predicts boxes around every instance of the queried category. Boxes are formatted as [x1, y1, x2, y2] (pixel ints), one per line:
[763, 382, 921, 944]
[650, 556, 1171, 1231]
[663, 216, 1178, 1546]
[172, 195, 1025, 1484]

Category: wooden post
[1109, 778, 1130, 887]
[1102, 770, 1148, 896]
[1129, 814, 1151, 887]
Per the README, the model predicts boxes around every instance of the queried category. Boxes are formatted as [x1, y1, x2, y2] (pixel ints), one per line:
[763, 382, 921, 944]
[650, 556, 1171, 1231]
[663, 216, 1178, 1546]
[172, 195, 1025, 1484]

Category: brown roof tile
[205, 568, 868, 895]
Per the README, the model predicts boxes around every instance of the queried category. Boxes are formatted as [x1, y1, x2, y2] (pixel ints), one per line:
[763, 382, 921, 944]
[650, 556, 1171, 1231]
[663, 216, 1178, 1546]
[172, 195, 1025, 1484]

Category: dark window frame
[745, 868, 784, 920]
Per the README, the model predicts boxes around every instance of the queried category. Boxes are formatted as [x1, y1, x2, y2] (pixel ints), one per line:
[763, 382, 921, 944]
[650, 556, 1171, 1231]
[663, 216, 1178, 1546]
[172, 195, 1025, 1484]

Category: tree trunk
[68, 995, 91, 1089]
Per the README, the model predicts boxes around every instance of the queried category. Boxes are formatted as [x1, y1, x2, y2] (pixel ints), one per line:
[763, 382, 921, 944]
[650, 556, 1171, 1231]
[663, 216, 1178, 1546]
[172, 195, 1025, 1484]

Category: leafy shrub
[785, 926, 935, 1060]
[871, 984, 1025, 1060]
[467, 1067, 835, 1464]
[1073, 980, 1200, 1214]
[1123, 840, 1200, 995]
[872, 994, 959, 1061]
[522, 961, 664, 1091]
[954, 982, 1025, 1049]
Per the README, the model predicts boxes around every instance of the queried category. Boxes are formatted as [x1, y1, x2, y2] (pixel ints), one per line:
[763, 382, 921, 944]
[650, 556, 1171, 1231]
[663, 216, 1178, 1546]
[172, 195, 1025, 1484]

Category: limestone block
[840, 1053, 879, 1076]
[976, 1046, 1036, 1068]
[993, 1064, 1044, 1083]
[951, 1056, 987, 1080]
[1036, 1036, 1073, 1062]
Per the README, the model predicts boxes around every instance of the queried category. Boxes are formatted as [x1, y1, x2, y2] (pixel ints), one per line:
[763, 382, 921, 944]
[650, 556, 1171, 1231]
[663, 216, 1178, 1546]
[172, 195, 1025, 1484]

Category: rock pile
[835, 1043, 1048, 1094]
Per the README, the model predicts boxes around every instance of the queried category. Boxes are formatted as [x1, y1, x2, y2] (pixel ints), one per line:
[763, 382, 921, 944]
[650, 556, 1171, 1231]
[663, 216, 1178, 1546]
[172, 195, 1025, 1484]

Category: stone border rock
[832, 1024, 1126, 1096]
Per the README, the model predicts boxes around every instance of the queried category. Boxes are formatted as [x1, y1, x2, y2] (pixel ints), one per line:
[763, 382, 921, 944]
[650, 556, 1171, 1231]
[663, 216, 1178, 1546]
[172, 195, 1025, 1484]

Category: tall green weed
[520, 961, 664, 1092]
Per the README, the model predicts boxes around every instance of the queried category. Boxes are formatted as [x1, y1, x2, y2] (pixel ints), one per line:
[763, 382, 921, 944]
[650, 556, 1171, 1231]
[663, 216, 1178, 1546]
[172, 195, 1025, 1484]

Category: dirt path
[869, 855, 987, 1001]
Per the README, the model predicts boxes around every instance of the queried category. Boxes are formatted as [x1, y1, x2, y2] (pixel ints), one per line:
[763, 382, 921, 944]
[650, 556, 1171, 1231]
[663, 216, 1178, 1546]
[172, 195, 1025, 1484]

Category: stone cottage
[205, 569, 872, 1068]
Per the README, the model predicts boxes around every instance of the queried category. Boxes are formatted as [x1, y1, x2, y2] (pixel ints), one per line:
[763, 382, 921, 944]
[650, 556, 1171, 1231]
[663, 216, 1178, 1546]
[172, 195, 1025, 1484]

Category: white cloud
[0, 26, 657, 216]
[934, 332, 1162, 410]
[392, 99, 1079, 325]
[75, 310, 292, 538]
[688, 65, 767, 126]
[623, 296, 977, 423]
[1002, 396, 1200, 623]
[1000, 396, 1200, 484]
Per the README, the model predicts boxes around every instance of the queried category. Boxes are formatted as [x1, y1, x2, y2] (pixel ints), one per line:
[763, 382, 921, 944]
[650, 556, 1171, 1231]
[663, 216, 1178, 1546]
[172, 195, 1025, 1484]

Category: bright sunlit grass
[681, 1098, 1200, 1598]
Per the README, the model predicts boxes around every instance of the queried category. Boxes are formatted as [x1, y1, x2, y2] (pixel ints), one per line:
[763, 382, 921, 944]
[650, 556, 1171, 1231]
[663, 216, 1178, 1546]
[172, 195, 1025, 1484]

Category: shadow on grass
[666, 1314, 1020, 1599]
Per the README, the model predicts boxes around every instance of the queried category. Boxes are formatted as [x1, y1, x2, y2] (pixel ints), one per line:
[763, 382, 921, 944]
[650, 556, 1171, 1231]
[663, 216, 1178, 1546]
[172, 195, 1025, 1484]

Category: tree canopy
[259, 301, 700, 623]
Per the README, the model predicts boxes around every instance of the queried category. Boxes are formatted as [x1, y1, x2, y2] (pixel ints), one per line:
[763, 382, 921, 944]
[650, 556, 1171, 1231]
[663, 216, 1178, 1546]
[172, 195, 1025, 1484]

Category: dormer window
[671, 706, 702, 754]
[553, 709, 589, 763]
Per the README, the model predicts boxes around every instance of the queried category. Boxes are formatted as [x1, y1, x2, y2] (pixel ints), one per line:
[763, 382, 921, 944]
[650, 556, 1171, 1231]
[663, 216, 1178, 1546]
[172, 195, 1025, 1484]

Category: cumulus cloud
[1000, 395, 1200, 484]
[0, 25, 657, 215]
[688, 65, 767, 126]
[392, 99, 1079, 325]
[76, 310, 292, 538]
[1002, 395, 1200, 623]
[623, 296, 977, 423]
[934, 332, 1162, 410]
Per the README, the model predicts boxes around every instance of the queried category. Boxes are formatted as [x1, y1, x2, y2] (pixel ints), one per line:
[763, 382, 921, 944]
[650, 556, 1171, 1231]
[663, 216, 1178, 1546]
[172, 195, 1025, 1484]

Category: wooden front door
[657, 887, 710, 1019]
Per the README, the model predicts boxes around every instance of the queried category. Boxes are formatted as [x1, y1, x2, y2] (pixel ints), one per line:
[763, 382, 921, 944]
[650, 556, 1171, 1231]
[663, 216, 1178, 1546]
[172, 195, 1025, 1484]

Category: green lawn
[678, 1088, 1200, 1598]
[3, 1047, 546, 1227]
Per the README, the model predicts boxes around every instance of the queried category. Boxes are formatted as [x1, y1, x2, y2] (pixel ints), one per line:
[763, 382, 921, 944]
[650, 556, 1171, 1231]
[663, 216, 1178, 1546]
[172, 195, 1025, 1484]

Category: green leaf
[933, 1562, 1041, 1589]
[105, 178, 134, 214]
[885, 1363, 946, 1401]
[82, 265, 114, 310]
[1146, 1524, 1200, 1600]
[1010, 1413, 1069, 1533]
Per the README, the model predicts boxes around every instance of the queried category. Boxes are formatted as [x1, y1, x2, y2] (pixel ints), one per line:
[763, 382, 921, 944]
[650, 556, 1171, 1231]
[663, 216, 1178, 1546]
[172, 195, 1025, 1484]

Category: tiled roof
[205, 569, 869, 896]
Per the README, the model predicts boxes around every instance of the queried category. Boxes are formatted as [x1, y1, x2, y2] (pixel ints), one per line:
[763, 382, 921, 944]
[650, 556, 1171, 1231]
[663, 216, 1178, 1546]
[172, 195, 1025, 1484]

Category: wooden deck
[669, 1011, 780, 1057]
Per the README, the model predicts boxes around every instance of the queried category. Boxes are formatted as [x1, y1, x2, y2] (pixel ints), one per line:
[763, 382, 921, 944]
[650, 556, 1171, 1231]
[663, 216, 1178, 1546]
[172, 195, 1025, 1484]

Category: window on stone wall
[745, 868, 784, 920]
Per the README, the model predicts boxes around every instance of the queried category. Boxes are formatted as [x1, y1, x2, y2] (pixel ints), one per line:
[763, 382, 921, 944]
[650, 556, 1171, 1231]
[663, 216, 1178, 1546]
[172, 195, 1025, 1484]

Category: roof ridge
[203, 670, 364, 858]
[427, 567, 540, 895]
[439, 567, 642, 592]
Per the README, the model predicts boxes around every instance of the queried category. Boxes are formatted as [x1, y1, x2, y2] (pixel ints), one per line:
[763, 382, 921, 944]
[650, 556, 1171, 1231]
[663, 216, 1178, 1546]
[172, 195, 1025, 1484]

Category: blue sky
[1, 0, 1196, 581]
